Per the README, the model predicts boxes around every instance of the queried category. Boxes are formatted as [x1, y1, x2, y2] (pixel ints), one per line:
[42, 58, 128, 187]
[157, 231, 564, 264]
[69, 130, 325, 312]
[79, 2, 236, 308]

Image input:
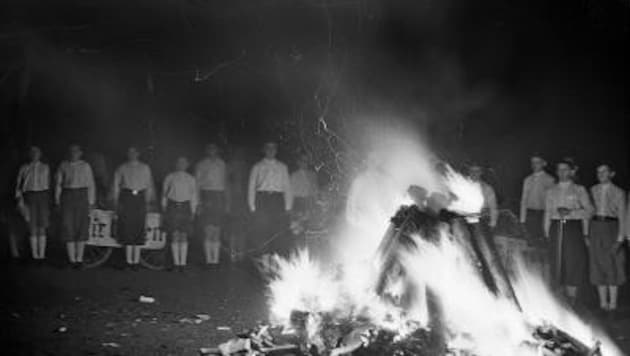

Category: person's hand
[557, 207, 570, 217]
[612, 238, 624, 252]
[583, 235, 590, 247]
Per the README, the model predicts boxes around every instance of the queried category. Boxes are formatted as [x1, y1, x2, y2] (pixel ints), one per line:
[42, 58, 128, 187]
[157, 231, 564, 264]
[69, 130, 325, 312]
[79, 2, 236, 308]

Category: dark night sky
[0, 0, 628, 207]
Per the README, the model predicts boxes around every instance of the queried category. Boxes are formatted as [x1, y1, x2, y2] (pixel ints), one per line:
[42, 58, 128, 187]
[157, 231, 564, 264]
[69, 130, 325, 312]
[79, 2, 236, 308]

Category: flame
[267, 250, 343, 326]
[444, 165, 484, 216]
[265, 132, 622, 356]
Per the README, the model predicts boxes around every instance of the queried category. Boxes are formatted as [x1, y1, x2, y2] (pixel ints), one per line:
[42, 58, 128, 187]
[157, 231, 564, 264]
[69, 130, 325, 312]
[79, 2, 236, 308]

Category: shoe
[131, 264, 139, 271]
[72, 262, 80, 270]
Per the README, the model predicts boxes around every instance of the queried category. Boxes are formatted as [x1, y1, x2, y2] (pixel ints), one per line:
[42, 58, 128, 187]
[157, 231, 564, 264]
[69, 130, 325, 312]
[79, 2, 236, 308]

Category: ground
[2, 259, 268, 356]
[3, 256, 630, 356]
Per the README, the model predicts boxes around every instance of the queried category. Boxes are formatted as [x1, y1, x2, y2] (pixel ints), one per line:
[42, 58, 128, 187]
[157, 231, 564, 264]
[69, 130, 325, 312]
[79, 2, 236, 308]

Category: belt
[593, 215, 617, 222]
[168, 200, 190, 206]
[526, 208, 544, 212]
[257, 191, 282, 195]
[122, 188, 145, 196]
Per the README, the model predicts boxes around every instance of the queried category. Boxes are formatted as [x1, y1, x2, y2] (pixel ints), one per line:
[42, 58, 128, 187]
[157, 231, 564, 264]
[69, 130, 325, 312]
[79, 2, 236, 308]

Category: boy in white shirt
[162, 156, 197, 271]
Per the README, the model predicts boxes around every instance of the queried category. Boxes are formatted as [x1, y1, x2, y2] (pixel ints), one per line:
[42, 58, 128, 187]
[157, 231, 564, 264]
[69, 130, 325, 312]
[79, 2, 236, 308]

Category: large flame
[265, 130, 621, 356]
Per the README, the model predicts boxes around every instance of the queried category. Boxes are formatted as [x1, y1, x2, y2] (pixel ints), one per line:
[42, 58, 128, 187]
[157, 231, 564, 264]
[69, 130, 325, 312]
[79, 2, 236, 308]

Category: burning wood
[533, 325, 602, 356]
[199, 324, 300, 356]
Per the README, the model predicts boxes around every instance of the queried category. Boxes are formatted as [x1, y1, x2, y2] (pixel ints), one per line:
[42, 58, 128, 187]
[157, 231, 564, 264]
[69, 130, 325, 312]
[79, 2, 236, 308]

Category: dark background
[0, 0, 629, 210]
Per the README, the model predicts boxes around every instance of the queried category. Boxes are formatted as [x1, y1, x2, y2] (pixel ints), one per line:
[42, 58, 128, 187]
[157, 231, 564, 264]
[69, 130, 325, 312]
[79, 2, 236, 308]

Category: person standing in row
[15, 146, 50, 263]
[468, 164, 498, 230]
[162, 156, 197, 272]
[195, 143, 228, 267]
[248, 141, 292, 263]
[112, 146, 154, 270]
[588, 164, 626, 312]
[520, 155, 555, 241]
[55, 144, 96, 268]
[544, 159, 592, 305]
[290, 154, 318, 215]
[467, 164, 519, 302]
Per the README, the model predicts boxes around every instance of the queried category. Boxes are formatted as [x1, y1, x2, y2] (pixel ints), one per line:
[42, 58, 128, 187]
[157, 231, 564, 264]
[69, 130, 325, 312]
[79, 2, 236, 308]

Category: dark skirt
[199, 190, 225, 227]
[23, 190, 50, 230]
[589, 220, 626, 285]
[524, 209, 544, 241]
[165, 200, 192, 236]
[550, 220, 587, 286]
[117, 189, 147, 246]
[60, 188, 89, 242]
[251, 191, 290, 256]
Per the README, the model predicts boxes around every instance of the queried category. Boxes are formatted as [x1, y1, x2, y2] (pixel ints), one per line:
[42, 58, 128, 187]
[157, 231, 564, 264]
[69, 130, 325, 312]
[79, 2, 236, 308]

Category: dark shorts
[524, 209, 544, 241]
[550, 220, 587, 286]
[23, 190, 50, 230]
[589, 219, 626, 285]
[199, 190, 225, 227]
[165, 200, 192, 237]
[60, 188, 89, 242]
[117, 189, 147, 246]
[251, 191, 290, 256]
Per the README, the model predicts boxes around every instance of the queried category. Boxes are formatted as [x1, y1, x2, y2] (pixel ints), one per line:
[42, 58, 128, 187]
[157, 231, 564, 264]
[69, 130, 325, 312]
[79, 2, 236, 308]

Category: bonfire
[202, 165, 618, 356]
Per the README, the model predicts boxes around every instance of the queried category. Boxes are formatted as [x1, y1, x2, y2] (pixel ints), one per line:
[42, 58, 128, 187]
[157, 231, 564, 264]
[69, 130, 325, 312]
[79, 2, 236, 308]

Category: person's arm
[283, 165, 293, 211]
[161, 174, 169, 211]
[54, 163, 64, 206]
[112, 167, 121, 206]
[247, 164, 258, 212]
[190, 177, 198, 215]
[43, 164, 50, 193]
[519, 178, 528, 223]
[616, 189, 625, 242]
[85, 164, 96, 206]
[145, 166, 155, 205]
[578, 186, 592, 237]
[543, 190, 552, 238]
[223, 163, 231, 213]
[626, 193, 630, 239]
[487, 186, 498, 228]
[15, 165, 25, 200]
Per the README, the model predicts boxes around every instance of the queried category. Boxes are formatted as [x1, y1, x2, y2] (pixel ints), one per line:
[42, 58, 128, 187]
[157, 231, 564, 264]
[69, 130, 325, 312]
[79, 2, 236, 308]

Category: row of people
[518, 156, 629, 311]
[14, 141, 318, 270]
